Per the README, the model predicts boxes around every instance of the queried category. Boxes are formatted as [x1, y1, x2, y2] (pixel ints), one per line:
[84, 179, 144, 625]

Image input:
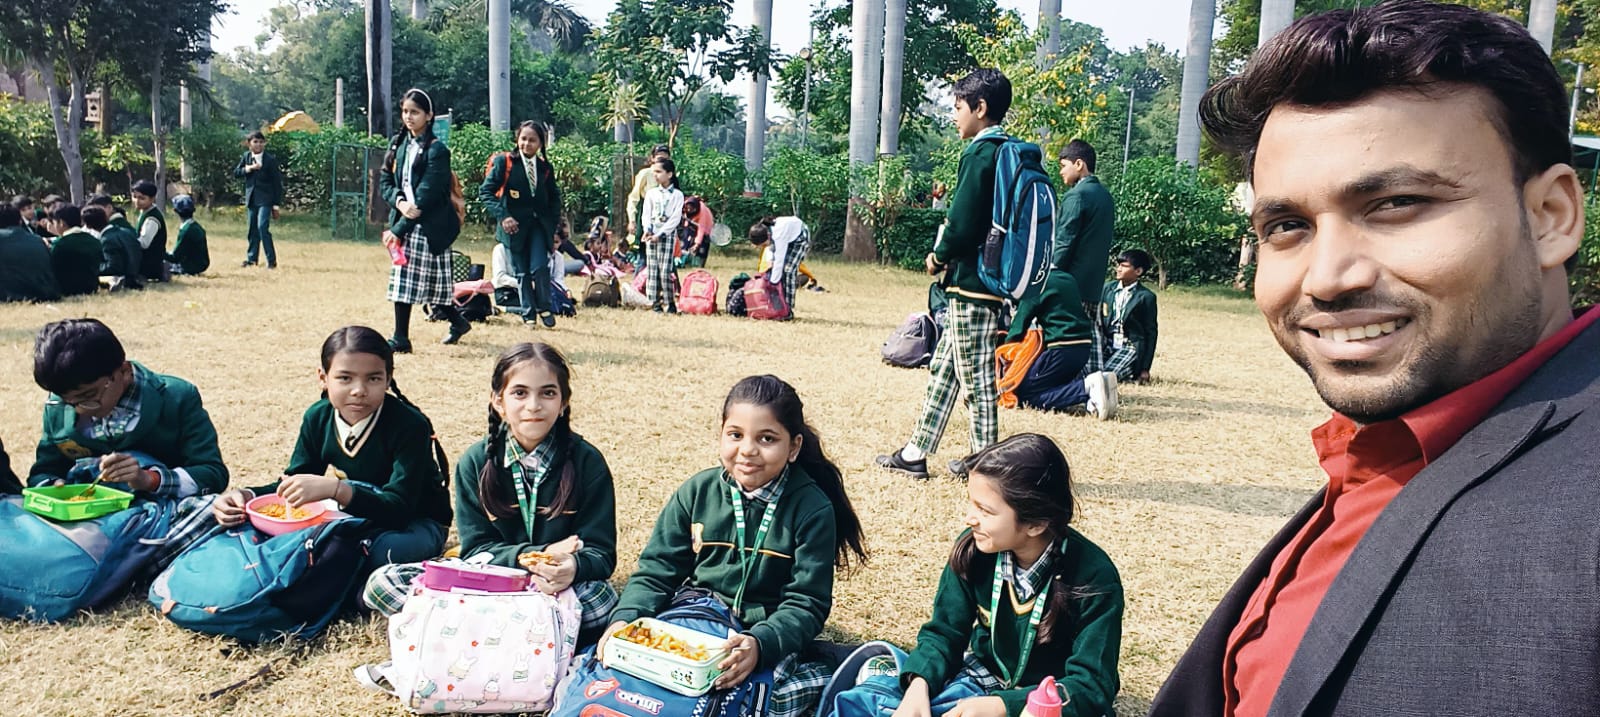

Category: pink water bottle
[1020, 676, 1064, 717]
[387, 239, 408, 267]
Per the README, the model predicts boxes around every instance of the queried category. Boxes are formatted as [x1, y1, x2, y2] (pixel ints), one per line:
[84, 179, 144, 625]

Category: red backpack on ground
[678, 269, 719, 315]
[743, 274, 790, 320]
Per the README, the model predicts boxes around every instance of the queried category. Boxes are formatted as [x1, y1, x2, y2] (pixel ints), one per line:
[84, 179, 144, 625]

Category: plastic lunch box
[419, 560, 532, 593]
[22, 484, 135, 521]
[603, 618, 731, 696]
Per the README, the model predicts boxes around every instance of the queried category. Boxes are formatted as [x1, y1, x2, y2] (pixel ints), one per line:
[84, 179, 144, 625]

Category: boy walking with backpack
[876, 69, 1013, 480]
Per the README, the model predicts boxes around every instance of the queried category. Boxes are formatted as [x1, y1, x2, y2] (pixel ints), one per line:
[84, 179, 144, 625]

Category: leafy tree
[1111, 157, 1247, 288]
[956, 11, 1110, 155]
[592, 0, 775, 148]
[424, 0, 592, 52]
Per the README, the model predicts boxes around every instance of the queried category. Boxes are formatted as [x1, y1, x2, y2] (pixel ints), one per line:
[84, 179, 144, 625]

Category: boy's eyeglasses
[61, 379, 114, 410]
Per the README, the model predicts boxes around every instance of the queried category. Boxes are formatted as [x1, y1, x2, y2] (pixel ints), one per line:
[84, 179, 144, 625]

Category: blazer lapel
[1269, 320, 1600, 715]
[1148, 492, 1324, 716]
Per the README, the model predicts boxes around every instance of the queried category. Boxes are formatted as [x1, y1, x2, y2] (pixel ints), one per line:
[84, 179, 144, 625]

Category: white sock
[900, 443, 925, 462]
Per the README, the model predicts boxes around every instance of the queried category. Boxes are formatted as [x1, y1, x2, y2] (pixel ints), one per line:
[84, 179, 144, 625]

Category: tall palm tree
[428, 0, 592, 54]
[1258, 0, 1293, 45]
[844, 0, 884, 261]
[1037, 0, 1061, 65]
[1529, 0, 1557, 54]
[879, 0, 907, 155]
[1175, 0, 1214, 166]
[367, 0, 393, 137]
[745, 0, 774, 189]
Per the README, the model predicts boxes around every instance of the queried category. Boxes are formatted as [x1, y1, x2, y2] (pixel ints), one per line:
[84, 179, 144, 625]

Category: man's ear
[1522, 163, 1584, 272]
[975, 98, 988, 120]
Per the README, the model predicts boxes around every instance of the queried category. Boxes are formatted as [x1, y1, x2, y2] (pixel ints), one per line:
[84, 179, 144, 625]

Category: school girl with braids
[362, 342, 619, 642]
[212, 326, 453, 582]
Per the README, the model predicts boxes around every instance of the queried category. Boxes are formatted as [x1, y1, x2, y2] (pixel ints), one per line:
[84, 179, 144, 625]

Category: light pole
[1123, 85, 1136, 167]
[1570, 61, 1586, 140]
[800, 43, 814, 150]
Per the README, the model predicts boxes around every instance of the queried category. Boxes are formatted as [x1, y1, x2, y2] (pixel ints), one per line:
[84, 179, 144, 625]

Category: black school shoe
[441, 319, 472, 345]
[874, 450, 929, 480]
[540, 312, 556, 328]
[947, 459, 969, 480]
[388, 337, 413, 354]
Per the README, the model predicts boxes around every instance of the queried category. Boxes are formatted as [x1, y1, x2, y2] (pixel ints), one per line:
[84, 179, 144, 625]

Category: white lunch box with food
[601, 618, 731, 696]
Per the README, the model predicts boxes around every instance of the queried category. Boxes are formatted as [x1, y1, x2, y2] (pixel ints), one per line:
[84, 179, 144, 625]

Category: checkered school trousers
[911, 297, 1003, 456]
[644, 235, 677, 309]
[1101, 340, 1140, 382]
[361, 562, 619, 631]
[777, 230, 811, 311]
[385, 227, 454, 305]
[1084, 301, 1106, 372]
[770, 649, 833, 717]
[151, 494, 226, 572]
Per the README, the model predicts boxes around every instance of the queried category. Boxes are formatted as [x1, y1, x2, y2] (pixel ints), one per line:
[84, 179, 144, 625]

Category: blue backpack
[550, 589, 775, 717]
[0, 494, 174, 622]
[149, 518, 374, 643]
[978, 136, 1056, 303]
[818, 641, 987, 717]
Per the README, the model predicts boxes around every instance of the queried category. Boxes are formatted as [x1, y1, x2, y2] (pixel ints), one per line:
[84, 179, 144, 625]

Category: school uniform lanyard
[510, 451, 549, 542]
[989, 561, 1050, 689]
[728, 486, 779, 615]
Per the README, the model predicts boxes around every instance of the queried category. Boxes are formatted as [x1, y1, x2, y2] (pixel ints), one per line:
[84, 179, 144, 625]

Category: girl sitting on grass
[212, 326, 453, 582]
[362, 342, 619, 644]
[596, 374, 869, 717]
[857, 433, 1123, 717]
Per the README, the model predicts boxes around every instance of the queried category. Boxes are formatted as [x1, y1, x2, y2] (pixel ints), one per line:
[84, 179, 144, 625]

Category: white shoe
[1085, 371, 1119, 420]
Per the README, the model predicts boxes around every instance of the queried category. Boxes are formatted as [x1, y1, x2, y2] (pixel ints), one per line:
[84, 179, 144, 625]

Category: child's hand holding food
[713, 631, 759, 690]
[277, 474, 348, 508]
[212, 489, 254, 527]
[526, 551, 577, 594]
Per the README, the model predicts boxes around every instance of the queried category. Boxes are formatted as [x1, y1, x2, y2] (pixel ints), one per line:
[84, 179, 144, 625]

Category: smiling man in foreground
[1147, 1, 1600, 715]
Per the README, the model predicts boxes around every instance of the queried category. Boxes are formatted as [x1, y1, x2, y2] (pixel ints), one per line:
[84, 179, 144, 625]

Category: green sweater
[250, 396, 452, 530]
[1006, 268, 1093, 348]
[611, 466, 838, 670]
[1056, 176, 1117, 306]
[167, 220, 210, 275]
[51, 229, 102, 297]
[100, 217, 143, 286]
[31, 362, 228, 495]
[900, 528, 1123, 717]
[933, 130, 1004, 307]
[453, 432, 617, 583]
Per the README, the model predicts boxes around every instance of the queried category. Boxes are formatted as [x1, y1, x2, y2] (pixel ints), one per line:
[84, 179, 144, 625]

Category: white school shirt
[333, 403, 383, 457]
[766, 216, 808, 282]
[400, 136, 422, 203]
[642, 185, 684, 240]
[137, 214, 160, 249]
[491, 243, 518, 289]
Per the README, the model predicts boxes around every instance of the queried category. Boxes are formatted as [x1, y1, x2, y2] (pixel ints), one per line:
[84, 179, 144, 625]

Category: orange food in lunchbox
[613, 623, 710, 661]
[255, 502, 313, 521]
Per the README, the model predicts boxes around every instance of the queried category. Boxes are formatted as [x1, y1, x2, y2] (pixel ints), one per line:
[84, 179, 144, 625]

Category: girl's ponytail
[477, 408, 519, 520]
[389, 378, 450, 489]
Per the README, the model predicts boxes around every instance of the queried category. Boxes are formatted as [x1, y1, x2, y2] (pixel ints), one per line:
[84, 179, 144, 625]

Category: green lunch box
[22, 484, 136, 521]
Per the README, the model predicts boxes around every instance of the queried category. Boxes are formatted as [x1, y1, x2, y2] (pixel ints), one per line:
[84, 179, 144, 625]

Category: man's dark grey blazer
[1148, 314, 1600, 716]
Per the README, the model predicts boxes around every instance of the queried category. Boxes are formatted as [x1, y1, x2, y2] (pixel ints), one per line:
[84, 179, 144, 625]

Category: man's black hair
[0, 204, 21, 228]
[81, 206, 108, 231]
[1059, 139, 1097, 173]
[952, 68, 1012, 125]
[50, 204, 81, 228]
[1118, 248, 1154, 273]
[131, 180, 158, 199]
[33, 318, 127, 396]
[10, 195, 34, 210]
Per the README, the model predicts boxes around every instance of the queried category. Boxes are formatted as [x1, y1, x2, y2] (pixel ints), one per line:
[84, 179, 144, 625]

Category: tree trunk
[1258, 0, 1293, 46]
[39, 60, 86, 204]
[1233, 234, 1254, 291]
[411, 0, 428, 20]
[743, 0, 774, 192]
[152, 57, 168, 205]
[1528, 0, 1557, 54]
[878, 0, 907, 156]
[366, 0, 393, 137]
[1156, 255, 1169, 291]
[488, 0, 510, 131]
[1175, 0, 1214, 166]
[844, 0, 884, 261]
[1036, 0, 1061, 65]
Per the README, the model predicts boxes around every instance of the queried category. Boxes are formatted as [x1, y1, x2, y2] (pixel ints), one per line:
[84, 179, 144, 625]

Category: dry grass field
[0, 211, 1330, 716]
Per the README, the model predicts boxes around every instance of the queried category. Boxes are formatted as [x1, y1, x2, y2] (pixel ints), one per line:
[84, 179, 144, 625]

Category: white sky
[210, 0, 1195, 119]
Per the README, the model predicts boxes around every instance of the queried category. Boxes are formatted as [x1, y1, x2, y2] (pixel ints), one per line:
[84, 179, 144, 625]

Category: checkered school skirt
[386, 226, 454, 305]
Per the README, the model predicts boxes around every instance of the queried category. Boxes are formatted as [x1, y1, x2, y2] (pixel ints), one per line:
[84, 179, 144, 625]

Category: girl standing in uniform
[379, 88, 468, 351]
[640, 158, 684, 313]
[478, 121, 563, 328]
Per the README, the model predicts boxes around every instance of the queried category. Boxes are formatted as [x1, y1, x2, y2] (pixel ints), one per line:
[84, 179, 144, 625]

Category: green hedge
[1577, 202, 1600, 306]
[878, 208, 945, 270]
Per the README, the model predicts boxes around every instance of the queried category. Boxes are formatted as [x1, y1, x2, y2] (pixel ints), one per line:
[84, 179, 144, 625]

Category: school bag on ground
[550, 588, 774, 717]
[743, 274, 790, 321]
[356, 583, 580, 714]
[975, 135, 1056, 303]
[0, 494, 173, 622]
[551, 280, 578, 317]
[583, 274, 621, 307]
[679, 268, 720, 315]
[726, 272, 751, 316]
[882, 313, 940, 368]
[148, 518, 375, 643]
[818, 641, 985, 717]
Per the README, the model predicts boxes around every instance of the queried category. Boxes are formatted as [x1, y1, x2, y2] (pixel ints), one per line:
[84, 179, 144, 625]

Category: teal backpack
[149, 518, 374, 643]
[0, 494, 173, 621]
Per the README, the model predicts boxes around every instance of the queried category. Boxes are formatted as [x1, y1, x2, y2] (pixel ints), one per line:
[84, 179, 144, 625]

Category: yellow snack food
[517, 551, 559, 568]
[255, 502, 312, 521]
[65, 493, 96, 502]
[614, 623, 710, 662]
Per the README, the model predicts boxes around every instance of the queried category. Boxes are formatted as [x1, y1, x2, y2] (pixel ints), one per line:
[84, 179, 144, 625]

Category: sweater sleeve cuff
[748, 624, 784, 671]
[996, 688, 1031, 716]
[609, 607, 644, 625]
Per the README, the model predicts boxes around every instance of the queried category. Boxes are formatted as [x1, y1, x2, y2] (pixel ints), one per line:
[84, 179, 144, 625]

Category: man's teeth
[1319, 318, 1408, 343]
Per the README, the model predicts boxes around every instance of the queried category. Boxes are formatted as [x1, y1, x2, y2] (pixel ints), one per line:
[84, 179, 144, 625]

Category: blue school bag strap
[550, 588, 776, 717]
[978, 134, 1056, 304]
[0, 494, 173, 621]
[821, 641, 989, 717]
[149, 517, 375, 643]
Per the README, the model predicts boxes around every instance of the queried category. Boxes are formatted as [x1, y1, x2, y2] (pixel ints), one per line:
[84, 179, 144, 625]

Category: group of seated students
[1, 316, 1123, 716]
[0, 184, 209, 303]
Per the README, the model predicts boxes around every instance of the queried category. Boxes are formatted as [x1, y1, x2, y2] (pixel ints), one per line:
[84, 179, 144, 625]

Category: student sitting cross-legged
[211, 326, 453, 582]
[165, 194, 210, 276]
[582, 375, 870, 717]
[830, 434, 1123, 717]
[363, 342, 620, 643]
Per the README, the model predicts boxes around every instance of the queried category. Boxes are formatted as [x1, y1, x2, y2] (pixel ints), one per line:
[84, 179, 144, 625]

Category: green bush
[272, 127, 387, 211]
[673, 140, 747, 216]
[0, 96, 69, 196]
[1110, 157, 1246, 287]
[1576, 202, 1600, 306]
[172, 122, 246, 207]
[878, 208, 945, 271]
[720, 195, 779, 247]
